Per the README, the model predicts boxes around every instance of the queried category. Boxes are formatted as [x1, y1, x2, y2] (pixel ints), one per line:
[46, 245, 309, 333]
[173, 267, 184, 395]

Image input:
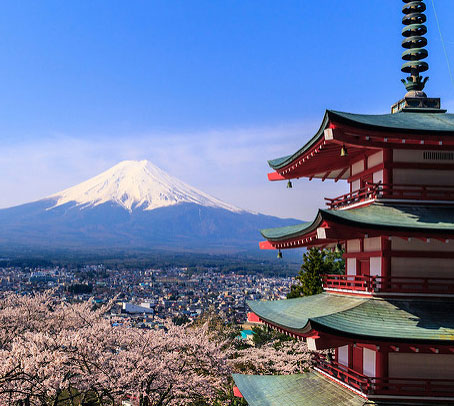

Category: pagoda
[233, 1, 454, 405]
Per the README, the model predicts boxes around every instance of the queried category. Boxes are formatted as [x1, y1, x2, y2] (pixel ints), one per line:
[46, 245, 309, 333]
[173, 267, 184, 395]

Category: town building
[233, 1, 454, 404]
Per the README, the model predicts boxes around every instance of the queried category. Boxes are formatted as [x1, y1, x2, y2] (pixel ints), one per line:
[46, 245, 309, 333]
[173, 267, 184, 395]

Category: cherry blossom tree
[0, 292, 313, 406]
[0, 292, 229, 406]
[230, 338, 312, 376]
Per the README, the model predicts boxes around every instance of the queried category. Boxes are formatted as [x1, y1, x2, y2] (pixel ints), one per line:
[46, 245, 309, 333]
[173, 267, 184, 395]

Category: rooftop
[248, 293, 454, 344]
[268, 110, 454, 180]
[261, 203, 454, 242]
[232, 372, 365, 406]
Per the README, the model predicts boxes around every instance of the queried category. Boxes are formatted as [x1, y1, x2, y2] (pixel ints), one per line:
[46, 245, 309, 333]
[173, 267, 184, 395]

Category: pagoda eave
[260, 203, 454, 250]
[247, 294, 454, 345]
[268, 110, 454, 182]
[232, 372, 368, 406]
[251, 311, 454, 354]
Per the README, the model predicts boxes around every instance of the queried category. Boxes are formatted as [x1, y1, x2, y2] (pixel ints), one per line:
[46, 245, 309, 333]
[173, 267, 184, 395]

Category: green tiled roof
[330, 110, 454, 133]
[260, 203, 454, 241]
[247, 293, 363, 332]
[268, 110, 454, 170]
[233, 372, 454, 405]
[323, 203, 454, 233]
[268, 112, 330, 170]
[232, 372, 365, 406]
[248, 293, 454, 344]
[260, 221, 313, 241]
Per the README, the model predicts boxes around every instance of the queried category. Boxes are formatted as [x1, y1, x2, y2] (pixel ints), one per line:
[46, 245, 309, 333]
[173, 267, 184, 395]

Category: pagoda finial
[391, 0, 444, 113]
[400, 0, 429, 96]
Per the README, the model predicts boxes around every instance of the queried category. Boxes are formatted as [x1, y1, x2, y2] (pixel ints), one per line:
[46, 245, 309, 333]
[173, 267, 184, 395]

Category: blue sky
[0, 0, 453, 219]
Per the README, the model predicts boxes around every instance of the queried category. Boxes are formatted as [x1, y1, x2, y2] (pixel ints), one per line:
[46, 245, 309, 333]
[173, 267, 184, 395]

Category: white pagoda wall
[368, 151, 383, 168]
[393, 150, 454, 163]
[393, 169, 454, 186]
[392, 258, 454, 278]
[364, 237, 381, 251]
[335, 345, 377, 377]
[389, 353, 454, 379]
[349, 152, 384, 192]
[345, 237, 454, 280]
[346, 239, 360, 276]
[362, 348, 376, 377]
[345, 238, 382, 277]
[391, 238, 454, 278]
[393, 149, 454, 186]
[338, 345, 349, 367]
[391, 238, 454, 252]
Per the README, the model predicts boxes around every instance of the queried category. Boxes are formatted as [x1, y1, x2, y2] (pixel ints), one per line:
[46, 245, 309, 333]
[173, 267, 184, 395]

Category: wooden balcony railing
[322, 274, 454, 295]
[372, 377, 454, 397]
[325, 182, 454, 209]
[375, 183, 454, 201]
[313, 354, 454, 398]
[325, 184, 379, 209]
[312, 354, 371, 393]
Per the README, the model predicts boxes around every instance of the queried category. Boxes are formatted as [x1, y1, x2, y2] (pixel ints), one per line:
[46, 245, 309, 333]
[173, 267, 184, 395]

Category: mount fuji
[0, 160, 296, 254]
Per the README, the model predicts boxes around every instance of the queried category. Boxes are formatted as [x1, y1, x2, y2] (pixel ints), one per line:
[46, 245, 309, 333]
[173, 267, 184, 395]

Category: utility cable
[431, 0, 454, 90]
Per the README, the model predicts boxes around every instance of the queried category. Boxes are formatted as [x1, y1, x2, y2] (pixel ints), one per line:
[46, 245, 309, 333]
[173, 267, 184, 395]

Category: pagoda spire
[391, 0, 444, 113]
[401, 0, 429, 96]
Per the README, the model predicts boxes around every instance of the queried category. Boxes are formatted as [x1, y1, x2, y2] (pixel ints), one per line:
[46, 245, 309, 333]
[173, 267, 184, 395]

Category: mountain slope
[49, 160, 242, 213]
[0, 160, 297, 254]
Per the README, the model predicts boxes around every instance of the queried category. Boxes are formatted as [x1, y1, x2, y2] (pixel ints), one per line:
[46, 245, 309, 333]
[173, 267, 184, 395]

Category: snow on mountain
[48, 160, 243, 213]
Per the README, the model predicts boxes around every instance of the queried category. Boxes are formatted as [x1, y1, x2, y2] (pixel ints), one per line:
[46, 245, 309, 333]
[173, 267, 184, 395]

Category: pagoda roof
[268, 110, 454, 171]
[233, 372, 454, 405]
[232, 372, 365, 406]
[247, 293, 454, 344]
[261, 203, 454, 242]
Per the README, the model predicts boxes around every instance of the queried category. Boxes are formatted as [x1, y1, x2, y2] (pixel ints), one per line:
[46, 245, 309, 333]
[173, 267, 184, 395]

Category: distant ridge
[0, 160, 296, 254]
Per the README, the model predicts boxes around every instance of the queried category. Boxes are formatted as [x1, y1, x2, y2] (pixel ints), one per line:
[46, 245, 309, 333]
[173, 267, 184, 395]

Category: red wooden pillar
[382, 148, 393, 192]
[348, 344, 354, 368]
[375, 347, 388, 379]
[352, 345, 364, 374]
[381, 236, 392, 291]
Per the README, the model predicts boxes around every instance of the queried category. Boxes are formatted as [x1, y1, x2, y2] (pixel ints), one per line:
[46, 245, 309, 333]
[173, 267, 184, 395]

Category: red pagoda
[233, 1, 454, 405]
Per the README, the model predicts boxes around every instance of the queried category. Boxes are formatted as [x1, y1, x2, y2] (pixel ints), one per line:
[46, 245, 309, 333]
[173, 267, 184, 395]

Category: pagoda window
[391, 238, 454, 252]
[393, 168, 454, 186]
[370, 257, 382, 278]
[367, 151, 383, 168]
[338, 345, 349, 367]
[392, 257, 454, 278]
[363, 348, 376, 377]
[351, 160, 365, 177]
[364, 237, 381, 252]
[347, 239, 361, 253]
[390, 238, 454, 279]
[389, 353, 454, 380]
[346, 239, 361, 277]
[351, 178, 361, 192]
[346, 258, 357, 276]
[372, 169, 384, 184]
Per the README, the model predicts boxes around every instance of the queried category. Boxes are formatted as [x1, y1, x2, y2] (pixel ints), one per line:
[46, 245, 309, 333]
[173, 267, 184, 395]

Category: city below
[0, 264, 293, 325]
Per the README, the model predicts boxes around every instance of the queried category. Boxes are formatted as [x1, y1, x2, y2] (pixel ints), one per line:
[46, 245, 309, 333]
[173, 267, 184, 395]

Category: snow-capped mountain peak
[48, 160, 243, 213]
